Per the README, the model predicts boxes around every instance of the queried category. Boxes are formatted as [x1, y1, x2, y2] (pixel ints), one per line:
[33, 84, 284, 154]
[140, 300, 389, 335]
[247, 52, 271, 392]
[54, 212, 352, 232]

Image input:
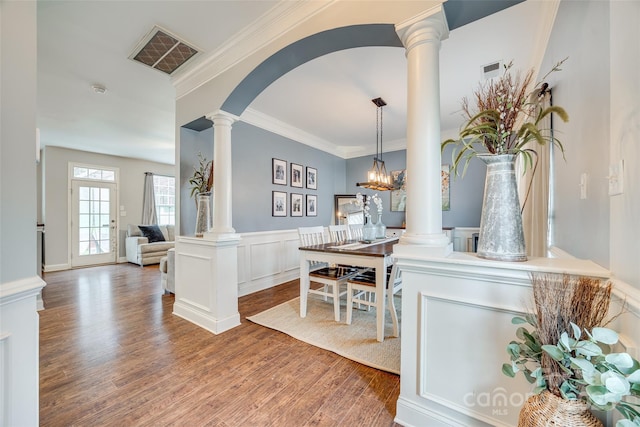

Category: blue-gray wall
[180, 123, 484, 234]
[346, 147, 485, 228]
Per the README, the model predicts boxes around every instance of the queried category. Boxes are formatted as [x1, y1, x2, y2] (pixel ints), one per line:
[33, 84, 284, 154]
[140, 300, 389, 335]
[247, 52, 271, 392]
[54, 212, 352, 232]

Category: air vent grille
[129, 26, 199, 75]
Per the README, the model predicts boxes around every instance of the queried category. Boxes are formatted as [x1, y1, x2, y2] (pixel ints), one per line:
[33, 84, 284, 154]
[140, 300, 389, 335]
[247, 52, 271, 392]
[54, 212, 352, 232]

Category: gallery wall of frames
[271, 158, 318, 217]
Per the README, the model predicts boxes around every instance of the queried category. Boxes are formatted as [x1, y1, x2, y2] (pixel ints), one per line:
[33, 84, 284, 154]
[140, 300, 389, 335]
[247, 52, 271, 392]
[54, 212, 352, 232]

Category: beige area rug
[247, 295, 400, 375]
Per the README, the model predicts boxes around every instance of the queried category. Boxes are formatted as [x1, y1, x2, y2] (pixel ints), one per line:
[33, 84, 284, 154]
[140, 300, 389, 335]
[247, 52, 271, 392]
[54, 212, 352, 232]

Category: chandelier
[357, 97, 394, 191]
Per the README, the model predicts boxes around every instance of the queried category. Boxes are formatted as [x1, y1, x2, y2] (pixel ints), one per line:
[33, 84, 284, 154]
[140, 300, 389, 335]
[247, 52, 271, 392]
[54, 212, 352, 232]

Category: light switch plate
[580, 173, 588, 199]
[608, 160, 624, 196]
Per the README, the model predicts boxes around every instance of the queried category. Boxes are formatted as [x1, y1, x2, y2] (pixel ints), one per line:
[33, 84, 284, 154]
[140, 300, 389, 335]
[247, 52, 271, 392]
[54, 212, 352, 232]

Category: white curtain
[142, 172, 157, 225]
[517, 92, 552, 258]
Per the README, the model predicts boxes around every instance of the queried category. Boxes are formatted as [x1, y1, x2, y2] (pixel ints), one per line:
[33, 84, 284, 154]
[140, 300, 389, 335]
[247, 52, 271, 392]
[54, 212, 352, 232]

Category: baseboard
[43, 263, 69, 272]
[238, 270, 299, 297]
[117, 256, 128, 263]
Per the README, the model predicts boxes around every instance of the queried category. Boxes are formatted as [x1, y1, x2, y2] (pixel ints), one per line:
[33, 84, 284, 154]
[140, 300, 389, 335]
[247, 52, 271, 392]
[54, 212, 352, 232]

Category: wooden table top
[299, 238, 398, 257]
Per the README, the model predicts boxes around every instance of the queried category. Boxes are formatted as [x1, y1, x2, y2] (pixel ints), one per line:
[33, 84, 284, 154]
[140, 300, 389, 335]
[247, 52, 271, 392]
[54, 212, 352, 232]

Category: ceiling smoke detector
[129, 25, 199, 75]
[91, 84, 107, 94]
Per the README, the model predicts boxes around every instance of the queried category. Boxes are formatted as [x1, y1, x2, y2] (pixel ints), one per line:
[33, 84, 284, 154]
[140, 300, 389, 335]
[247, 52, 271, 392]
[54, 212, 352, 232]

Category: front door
[71, 181, 117, 267]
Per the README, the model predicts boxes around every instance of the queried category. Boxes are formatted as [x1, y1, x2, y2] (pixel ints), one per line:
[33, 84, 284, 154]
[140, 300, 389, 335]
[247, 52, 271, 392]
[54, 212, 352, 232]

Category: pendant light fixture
[357, 97, 394, 191]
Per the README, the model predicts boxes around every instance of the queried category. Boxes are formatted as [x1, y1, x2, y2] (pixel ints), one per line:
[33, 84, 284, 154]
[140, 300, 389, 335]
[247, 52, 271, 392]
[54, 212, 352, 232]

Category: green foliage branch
[442, 58, 570, 177]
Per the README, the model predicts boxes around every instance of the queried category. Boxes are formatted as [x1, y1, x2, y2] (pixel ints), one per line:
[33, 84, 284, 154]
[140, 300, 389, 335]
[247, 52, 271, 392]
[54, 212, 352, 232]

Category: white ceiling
[37, 0, 555, 165]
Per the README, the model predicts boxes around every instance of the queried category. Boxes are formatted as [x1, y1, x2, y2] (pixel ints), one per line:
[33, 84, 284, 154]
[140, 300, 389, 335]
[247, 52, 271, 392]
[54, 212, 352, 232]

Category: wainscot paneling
[237, 229, 300, 297]
[393, 251, 625, 427]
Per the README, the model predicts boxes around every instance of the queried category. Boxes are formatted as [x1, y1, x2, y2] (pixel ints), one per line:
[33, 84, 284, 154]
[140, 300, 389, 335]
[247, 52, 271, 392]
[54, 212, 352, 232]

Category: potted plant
[188, 152, 214, 199]
[503, 274, 640, 426]
[189, 152, 214, 236]
[441, 59, 569, 262]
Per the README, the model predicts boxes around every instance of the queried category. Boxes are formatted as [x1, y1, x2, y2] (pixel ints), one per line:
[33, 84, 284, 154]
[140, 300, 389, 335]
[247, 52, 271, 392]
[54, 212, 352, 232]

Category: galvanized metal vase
[476, 154, 527, 262]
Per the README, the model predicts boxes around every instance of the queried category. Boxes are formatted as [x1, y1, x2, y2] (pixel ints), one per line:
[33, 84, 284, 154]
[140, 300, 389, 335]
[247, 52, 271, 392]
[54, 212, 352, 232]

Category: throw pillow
[138, 225, 166, 243]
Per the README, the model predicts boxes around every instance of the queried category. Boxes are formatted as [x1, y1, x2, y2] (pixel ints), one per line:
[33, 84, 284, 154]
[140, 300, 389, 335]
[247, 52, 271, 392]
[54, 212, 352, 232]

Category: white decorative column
[172, 110, 241, 335]
[395, 6, 452, 256]
[207, 110, 238, 237]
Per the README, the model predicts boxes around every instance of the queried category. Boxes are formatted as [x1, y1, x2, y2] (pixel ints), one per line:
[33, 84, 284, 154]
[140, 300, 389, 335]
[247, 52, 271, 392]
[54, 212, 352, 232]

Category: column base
[395, 232, 453, 258]
[173, 301, 240, 335]
[173, 236, 241, 335]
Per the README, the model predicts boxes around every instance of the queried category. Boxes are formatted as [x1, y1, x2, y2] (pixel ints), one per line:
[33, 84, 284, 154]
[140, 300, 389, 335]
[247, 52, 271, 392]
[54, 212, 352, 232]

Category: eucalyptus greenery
[188, 152, 213, 199]
[442, 59, 569, 177]
[503, 314, 640, 426]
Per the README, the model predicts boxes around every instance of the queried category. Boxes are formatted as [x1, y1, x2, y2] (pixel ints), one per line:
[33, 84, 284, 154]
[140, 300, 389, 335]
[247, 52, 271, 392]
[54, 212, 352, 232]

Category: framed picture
[334, 194, 363, 225]
[272, 191, 287, 216]
[306, 166, 317, 190]
[290, 163, 303, 188]
[272, 158, 287, 185]
[390, 169, 407, 212]
[390, 167, 450, 211]
[306, 194, 317, 216]
[441, 164, 451, 211]
[291, 193, 303, 217]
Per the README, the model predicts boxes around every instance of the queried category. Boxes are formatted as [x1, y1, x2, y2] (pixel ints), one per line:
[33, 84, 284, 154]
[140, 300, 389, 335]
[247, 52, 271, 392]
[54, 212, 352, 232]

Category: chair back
[349, 224, 364, 241]
[328, 224, 350, 242]
[298, 226, 327, 246]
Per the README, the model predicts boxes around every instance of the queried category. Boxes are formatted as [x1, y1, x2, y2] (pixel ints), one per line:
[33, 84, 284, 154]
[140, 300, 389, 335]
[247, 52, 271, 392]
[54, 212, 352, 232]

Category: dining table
[298, 237, 399, 342]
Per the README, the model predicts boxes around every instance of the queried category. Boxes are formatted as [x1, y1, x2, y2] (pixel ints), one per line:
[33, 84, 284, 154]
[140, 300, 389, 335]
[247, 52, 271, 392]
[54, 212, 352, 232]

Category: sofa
[159, 248, 175, 294]
[125, 224, 175, 266]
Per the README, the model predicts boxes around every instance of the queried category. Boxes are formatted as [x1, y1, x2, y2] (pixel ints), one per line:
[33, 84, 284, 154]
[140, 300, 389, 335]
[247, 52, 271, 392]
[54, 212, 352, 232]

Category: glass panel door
[71, 181, 117, 267]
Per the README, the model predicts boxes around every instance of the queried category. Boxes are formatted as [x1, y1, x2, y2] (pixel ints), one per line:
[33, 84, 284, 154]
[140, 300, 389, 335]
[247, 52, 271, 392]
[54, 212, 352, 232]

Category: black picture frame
[306, 166, 317, 190]
[291, 193, 303, 217]
[272, 191, 287, 216]
[290, 163, 303, 188]
[272, 158, 287, 185]
[306, 194, 317, 216]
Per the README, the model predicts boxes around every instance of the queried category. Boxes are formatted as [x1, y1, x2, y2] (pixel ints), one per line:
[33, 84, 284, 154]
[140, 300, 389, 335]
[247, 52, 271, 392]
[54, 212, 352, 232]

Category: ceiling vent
[129, 26, 199, 75]
[482, 60, 502, 80]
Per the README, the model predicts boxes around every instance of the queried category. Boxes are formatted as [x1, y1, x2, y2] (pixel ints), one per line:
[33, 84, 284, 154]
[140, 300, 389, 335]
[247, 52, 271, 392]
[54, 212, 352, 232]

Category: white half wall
[393, 251, 640, 427]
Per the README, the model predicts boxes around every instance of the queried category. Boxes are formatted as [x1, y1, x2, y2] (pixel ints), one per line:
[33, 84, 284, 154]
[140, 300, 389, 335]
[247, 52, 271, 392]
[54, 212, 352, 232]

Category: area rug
[247, 295, 400, 374]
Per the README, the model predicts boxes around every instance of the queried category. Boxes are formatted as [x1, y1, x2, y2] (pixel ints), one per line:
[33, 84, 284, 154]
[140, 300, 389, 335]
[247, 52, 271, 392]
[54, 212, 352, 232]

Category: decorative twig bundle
[530, 273, 613, 395]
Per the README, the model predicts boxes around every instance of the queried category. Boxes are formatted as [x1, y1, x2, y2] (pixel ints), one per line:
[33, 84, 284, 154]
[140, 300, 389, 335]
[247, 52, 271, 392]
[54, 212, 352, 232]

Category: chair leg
[333, 283, 341, 322]
[388, 288, 399, 337]
[346, 284, 353, 325]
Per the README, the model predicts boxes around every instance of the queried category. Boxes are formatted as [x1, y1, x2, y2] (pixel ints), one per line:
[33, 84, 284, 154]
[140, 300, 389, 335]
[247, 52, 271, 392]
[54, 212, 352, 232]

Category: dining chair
[345, 261, 402, 339]
[297, 226, 358, 321]
[328, 224, 350, 242]
[349, 224, 364, 241]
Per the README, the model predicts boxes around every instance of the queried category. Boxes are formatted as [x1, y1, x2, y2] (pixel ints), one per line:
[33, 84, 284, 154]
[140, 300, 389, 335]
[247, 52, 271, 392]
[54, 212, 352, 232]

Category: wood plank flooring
[40, 264, 400, 426]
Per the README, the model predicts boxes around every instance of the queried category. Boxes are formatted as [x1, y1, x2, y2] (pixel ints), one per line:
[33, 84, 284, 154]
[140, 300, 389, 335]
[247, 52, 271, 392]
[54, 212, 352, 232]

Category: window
[73, 166, 115, 181]
[153, 175, 175, 225]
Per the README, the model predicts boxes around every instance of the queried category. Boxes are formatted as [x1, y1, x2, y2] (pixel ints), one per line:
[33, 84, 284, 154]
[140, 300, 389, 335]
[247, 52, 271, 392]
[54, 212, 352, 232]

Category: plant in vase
[441, 59, 570, 262]
[352, 192, 376, 242]
[370, 193, 386, 239]
[503, 273, 640, 426]
[188, 152, 214, 236]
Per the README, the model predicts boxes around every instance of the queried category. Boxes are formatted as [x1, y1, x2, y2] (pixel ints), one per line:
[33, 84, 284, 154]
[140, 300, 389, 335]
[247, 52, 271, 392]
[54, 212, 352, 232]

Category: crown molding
[240, 108, 349, 158]
[241, 107, 407, 160]
[172, 0, 337, 100]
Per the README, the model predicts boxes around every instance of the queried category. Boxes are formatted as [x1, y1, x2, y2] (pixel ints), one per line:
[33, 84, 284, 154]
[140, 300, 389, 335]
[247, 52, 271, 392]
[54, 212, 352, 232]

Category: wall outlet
[608, 160, 624, 196]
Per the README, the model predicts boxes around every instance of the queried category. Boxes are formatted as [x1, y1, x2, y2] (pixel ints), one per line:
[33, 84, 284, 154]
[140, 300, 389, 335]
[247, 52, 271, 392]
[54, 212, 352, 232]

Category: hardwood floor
[40, 264, 400, 426]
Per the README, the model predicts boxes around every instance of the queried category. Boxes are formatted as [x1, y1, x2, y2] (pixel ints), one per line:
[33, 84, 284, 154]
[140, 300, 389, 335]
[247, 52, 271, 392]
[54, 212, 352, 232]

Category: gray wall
[345, 147, 485, 228]
[179, 127, 214, 236]
[41, 146, 175, 267]
[180, 121, 347, 234]
[1, 0, 38, 283]
[541, 0, 610, 268]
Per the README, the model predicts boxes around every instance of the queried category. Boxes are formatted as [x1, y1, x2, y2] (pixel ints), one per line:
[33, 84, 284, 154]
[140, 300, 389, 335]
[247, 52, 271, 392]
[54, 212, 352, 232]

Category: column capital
[206, 109, 239, 125]
[395, 5, 449, 51]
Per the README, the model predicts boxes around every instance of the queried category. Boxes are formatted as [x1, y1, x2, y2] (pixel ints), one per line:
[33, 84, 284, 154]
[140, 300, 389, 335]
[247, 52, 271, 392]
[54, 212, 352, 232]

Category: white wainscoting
[0, 275, 46, 427]
[393, 250, 640, 427]
[237, 229, 300, 297]
[452, 227, 480, 252]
